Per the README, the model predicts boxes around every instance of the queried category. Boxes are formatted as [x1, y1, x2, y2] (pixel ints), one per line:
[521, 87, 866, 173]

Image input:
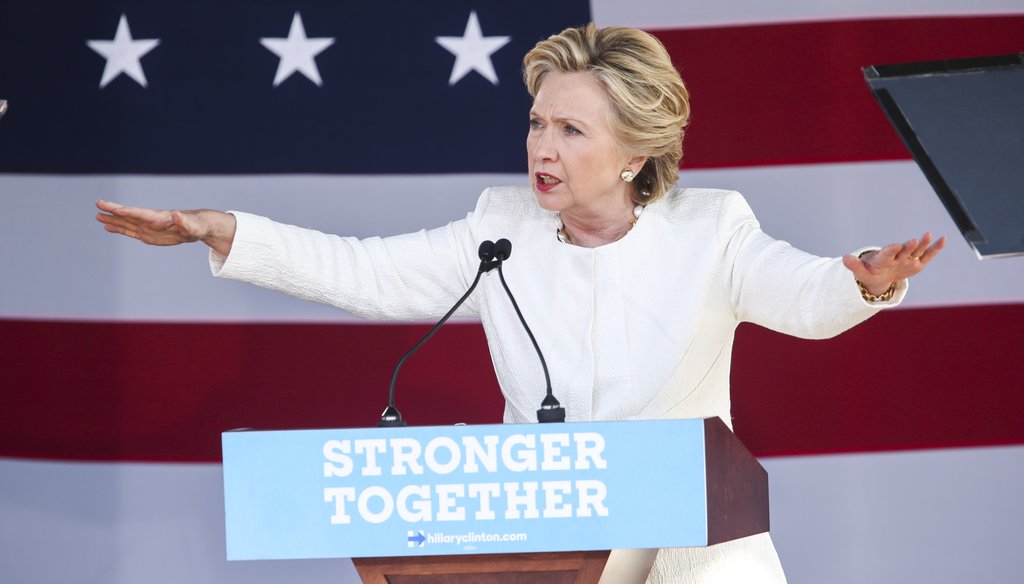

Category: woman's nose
[530, 130, 557, 162]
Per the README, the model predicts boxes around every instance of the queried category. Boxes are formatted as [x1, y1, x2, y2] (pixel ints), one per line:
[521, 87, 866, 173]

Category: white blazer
[212, 186, 903, 428]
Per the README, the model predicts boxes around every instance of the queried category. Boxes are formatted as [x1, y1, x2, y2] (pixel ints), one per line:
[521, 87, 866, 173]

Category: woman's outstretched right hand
[95, 200, 237, 257]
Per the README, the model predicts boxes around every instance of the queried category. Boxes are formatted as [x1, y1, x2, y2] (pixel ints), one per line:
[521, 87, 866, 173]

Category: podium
[222, 417, 768, 583]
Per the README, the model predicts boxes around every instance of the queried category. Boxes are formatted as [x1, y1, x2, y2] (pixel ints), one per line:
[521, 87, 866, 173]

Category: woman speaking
[96, 23, 943, 583]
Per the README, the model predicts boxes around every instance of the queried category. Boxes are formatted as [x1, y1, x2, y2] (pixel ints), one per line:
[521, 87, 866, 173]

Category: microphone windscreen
[478, 240, 495, 261]
[495, 239, 512, 261]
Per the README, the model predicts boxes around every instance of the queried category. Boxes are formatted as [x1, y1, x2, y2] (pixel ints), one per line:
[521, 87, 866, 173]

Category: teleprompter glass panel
[865, 54, 1024, 258]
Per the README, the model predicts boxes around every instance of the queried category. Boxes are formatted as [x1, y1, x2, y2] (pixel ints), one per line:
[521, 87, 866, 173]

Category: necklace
[555, 205, 645, 246]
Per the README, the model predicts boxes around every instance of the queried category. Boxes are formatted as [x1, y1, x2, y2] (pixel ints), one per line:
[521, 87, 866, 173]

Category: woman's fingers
[96, 200, 190, 245]
[918, 235, 946, 265]
[895, 233, 944, 270]
[95, 199, 128, 214]
[878, 242, 903, 264]
[99, 199, 140, 218]
[898, 238, 919, 261]
[97, 200, 147, 228]
[909, 233, 932, 259]
[95, 210, 137, 232]
[101, 223, 127, 235]
[99, 219, 144, 241]
[98, 199, 171, 227]
[99, 214, 144, 239]
[862, 243, 903, 273]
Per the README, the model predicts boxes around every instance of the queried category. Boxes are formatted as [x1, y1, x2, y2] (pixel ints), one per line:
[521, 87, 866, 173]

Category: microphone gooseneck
[492, 239, 565, 423]
[380, 241, 499, 427]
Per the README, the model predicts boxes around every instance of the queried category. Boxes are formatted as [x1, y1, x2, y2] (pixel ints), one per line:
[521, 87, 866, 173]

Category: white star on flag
[435, 11, 511, 86]
[86, 14, 160, 89]
[260, 12, 335, 87]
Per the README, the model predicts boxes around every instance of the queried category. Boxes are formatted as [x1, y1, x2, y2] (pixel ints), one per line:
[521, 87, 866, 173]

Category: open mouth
[535, 172, 562, 191]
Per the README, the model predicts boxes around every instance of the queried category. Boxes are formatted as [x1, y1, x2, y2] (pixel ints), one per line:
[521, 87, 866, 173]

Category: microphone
[0, 100, 7, 121]
[379, 241, 501, 427]
[491, 239, 566, 423]
[493, 238, 511, 261]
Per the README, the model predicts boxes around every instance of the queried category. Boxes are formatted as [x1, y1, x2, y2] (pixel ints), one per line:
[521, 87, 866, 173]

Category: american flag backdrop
[2, 1, 1024, 582]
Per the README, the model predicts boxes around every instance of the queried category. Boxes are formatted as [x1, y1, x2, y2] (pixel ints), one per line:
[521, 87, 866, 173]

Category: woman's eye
[564, 125, 581, 136]
[529, 119, 542, 130]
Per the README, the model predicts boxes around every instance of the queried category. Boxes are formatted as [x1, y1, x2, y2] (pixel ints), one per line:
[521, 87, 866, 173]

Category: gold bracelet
[857, 280, 897, 303]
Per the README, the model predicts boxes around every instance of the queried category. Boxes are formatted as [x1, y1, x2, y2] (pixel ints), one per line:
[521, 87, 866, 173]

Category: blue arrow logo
[406, 531, 426, 547]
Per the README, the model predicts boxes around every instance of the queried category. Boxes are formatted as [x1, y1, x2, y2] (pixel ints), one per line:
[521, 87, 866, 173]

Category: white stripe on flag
[0, 458, 361, 584]
[2, 162, 1020, 323]
[763, 445, 1024, 583]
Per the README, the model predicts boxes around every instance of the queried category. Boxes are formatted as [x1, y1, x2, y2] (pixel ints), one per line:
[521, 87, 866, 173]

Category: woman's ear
[626, 155, 649, 175]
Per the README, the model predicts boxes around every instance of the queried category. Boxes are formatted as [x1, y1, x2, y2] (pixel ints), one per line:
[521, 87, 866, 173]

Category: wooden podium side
[704, 416, 770, 545]
[353, 550, 610, 584]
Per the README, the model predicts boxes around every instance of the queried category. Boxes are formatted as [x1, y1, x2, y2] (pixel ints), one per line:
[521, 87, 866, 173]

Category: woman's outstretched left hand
[842, 232, 946, 295]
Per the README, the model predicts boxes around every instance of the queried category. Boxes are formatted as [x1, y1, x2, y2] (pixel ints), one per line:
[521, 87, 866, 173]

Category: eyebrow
[528, 110, 592, 130]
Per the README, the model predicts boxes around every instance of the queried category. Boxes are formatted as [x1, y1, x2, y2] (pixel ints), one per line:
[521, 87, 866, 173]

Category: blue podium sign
[222, 420, 713, 560]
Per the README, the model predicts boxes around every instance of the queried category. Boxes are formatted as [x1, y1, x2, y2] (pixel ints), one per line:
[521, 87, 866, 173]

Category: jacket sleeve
[208, 190, 493, 320]
[718, 191, 907, 339]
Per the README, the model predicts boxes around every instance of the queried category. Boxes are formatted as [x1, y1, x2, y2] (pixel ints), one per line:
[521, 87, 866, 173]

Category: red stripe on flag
[0, 320, 504, 462]
[655, 15, 1024, 168]
[732, 303, 1024, 456]
[3, 304, 1023, 462]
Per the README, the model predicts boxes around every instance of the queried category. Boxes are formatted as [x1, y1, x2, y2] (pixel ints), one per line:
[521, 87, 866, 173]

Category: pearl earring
[620, 169, 635, 182]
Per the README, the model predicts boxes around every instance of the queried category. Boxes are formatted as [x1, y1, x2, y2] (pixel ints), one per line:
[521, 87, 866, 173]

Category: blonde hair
[523, 24, 690, 204]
